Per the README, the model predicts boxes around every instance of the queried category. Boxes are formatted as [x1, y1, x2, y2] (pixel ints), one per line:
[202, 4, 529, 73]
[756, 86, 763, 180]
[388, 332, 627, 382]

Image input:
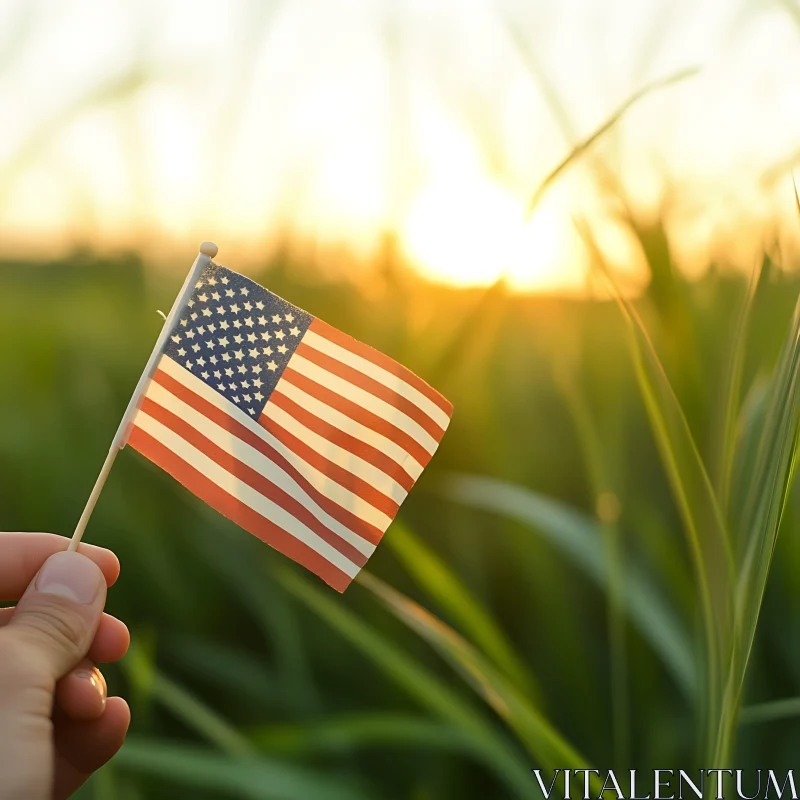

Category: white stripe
[273, 379, 423, 480]
[132, 410, 360, 578]
[143, 379, 377, 557]
[303, 329, 451, 430]
[289, 353, 439, 454]
[262, 401, 408, 505]
[156, 356, 394, 530]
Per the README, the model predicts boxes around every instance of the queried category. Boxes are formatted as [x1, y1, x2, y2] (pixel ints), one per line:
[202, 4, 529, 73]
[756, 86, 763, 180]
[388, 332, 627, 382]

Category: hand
[0, 533, 130, 800]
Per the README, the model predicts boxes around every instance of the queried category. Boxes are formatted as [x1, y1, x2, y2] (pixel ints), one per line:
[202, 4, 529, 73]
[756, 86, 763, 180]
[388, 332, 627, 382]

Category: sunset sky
[0, 0, 798, 291]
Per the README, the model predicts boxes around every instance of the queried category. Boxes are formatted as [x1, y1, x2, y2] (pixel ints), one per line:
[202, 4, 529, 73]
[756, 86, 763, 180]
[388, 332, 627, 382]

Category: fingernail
[35, 552, 103, 605]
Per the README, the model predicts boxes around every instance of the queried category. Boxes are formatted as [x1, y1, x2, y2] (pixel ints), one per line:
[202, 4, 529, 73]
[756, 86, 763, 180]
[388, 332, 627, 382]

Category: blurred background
[1, 0, 800, 797]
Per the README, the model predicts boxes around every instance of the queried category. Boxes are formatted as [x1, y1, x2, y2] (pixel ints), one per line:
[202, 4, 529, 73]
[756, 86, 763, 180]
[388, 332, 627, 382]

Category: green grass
[2, 234, 800, 798]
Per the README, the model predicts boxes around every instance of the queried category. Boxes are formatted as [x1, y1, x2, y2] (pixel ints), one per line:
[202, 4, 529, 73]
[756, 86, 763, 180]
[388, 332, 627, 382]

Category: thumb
[5, 551, 107, 683]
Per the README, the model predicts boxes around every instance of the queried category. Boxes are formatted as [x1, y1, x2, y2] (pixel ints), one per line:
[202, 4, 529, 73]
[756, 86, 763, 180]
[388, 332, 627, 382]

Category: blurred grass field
[2, 221, 800, 798]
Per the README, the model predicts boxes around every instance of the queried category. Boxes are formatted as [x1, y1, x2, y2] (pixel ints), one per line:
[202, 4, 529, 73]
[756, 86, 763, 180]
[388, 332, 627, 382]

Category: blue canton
[162, 264, 314, 419]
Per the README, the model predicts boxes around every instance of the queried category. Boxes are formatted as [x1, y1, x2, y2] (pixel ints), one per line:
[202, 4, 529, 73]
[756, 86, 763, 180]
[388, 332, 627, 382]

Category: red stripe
[268, 389, 415, 492]
[281, 367, 433, 468]
[257, 412, 400, 518]
[139, 396, 369, 568]
[151, 369, 385, 545]
[296, 341, 446, 442]
[128, 426, 353, 592]
[310, 317, 453, 417]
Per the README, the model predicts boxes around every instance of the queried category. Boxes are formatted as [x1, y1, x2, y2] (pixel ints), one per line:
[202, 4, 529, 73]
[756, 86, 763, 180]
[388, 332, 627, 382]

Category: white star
[257, 316, 267, 326]
[285, 313, 294, 322]
[195, 280, 203, 288]
[185, 360, 193, 369]
[171, 334, 181, 343]
[207, 323, 216, 333]
[225, 368, 233, 377]
[271, 314, 281, 324]
[225, 289, 234, 297]
[234, 349, 244, 360]
[253, 378, 263, 388]
[275, 330, 285, 340]
[289, 326, 300, 336]
[252, 364, 262, 374]
[230, 304, 240, 314]
[213, 370, 222, 379]
[185, 329, 196, 339]
[267, 360, 278, 372]
[218, 337, 229, 347]
[177, 347, 186, 357]
[209, 356, 218, 364]
[208, 277, 217, 286]
[197, 357, 206, 367]
[187, 300, 195, 308]
[232, 319, 242, 329]
[243, 394, 251, 402]
[254, 392, 264, 401]
[211, 292, 220, 301]
[232, 396, 241, 403]
[278, 344, 288, 354]
[248, 348, 259, 358]
[180, 319, 187, 327]
[240, 287, 249, 296]
[248, 408, 256, 415]
[202, 308, 212, 317]
[255, 301, 264, 310]
[216, 306, 226, 315]
[238, 365, 247, 374]
[261, 347, 272, 357]
[244, 317, 254, 327]
[219, 320, 229, 330]
[198, 293, 208, 302]
[196, 326, 205, 335]
[205, 340, 215, 349]
[201, 371, 209, 379]
[191, 343, 200, 353]
[241, 380, 250, 388]
[222, 352, 232, 362]
[221, 276, 229, 284]
[234, 334, 243, 344]
[260, 331, 271, 341]
[243, 302, 252, 311]
[247, 333, 257, 343]
[190, 312, 198, 320]
[217, 383, 226, 391]
[229, 384, 237, 391]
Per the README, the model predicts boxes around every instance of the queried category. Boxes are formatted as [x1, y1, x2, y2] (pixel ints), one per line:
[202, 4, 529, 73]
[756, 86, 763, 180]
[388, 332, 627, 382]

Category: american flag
[126, 262, 452, 591]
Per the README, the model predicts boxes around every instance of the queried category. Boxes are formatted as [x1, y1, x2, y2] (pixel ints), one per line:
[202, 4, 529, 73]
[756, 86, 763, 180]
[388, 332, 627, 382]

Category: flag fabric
[126, 262, 453, 591]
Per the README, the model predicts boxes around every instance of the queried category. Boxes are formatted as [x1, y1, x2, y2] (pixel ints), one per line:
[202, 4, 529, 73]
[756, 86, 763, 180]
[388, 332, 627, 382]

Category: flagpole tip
[199, 241, 218, 258]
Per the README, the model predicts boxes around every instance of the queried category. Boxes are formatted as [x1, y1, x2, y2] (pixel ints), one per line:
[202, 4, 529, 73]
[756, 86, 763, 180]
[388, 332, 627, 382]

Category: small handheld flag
[68, 243, 452, 591]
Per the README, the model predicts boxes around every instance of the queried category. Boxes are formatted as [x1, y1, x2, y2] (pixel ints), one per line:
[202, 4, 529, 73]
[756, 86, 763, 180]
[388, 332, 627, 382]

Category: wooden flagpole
[67, 241, 219, 552]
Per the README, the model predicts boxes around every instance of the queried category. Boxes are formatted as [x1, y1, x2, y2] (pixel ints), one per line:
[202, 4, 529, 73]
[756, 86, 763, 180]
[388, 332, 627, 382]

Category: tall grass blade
[526, 67, 700, 214]
[385, 520, 539, 701]
[276, 568, 536, 800]
[715, 261, 763, 513]
[440, 473, 695, 697]
[739, 698, 800, 726]
[355, 571, 598, 789]
[578, 218, 734, 757]
[116, 737, 371, 800]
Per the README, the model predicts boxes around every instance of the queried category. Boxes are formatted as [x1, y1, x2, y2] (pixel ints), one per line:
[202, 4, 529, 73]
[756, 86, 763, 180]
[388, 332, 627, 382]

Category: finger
[56, 659, 107, 721]
[53, 697, 130, 800]
[1, 552, 106, 697]
[0, 532, 119, 601]
[0, 608, 130, 662]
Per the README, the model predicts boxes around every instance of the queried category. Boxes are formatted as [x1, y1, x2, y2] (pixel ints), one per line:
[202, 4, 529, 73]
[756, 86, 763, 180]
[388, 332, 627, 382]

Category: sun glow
[0, 0, 798, 292]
